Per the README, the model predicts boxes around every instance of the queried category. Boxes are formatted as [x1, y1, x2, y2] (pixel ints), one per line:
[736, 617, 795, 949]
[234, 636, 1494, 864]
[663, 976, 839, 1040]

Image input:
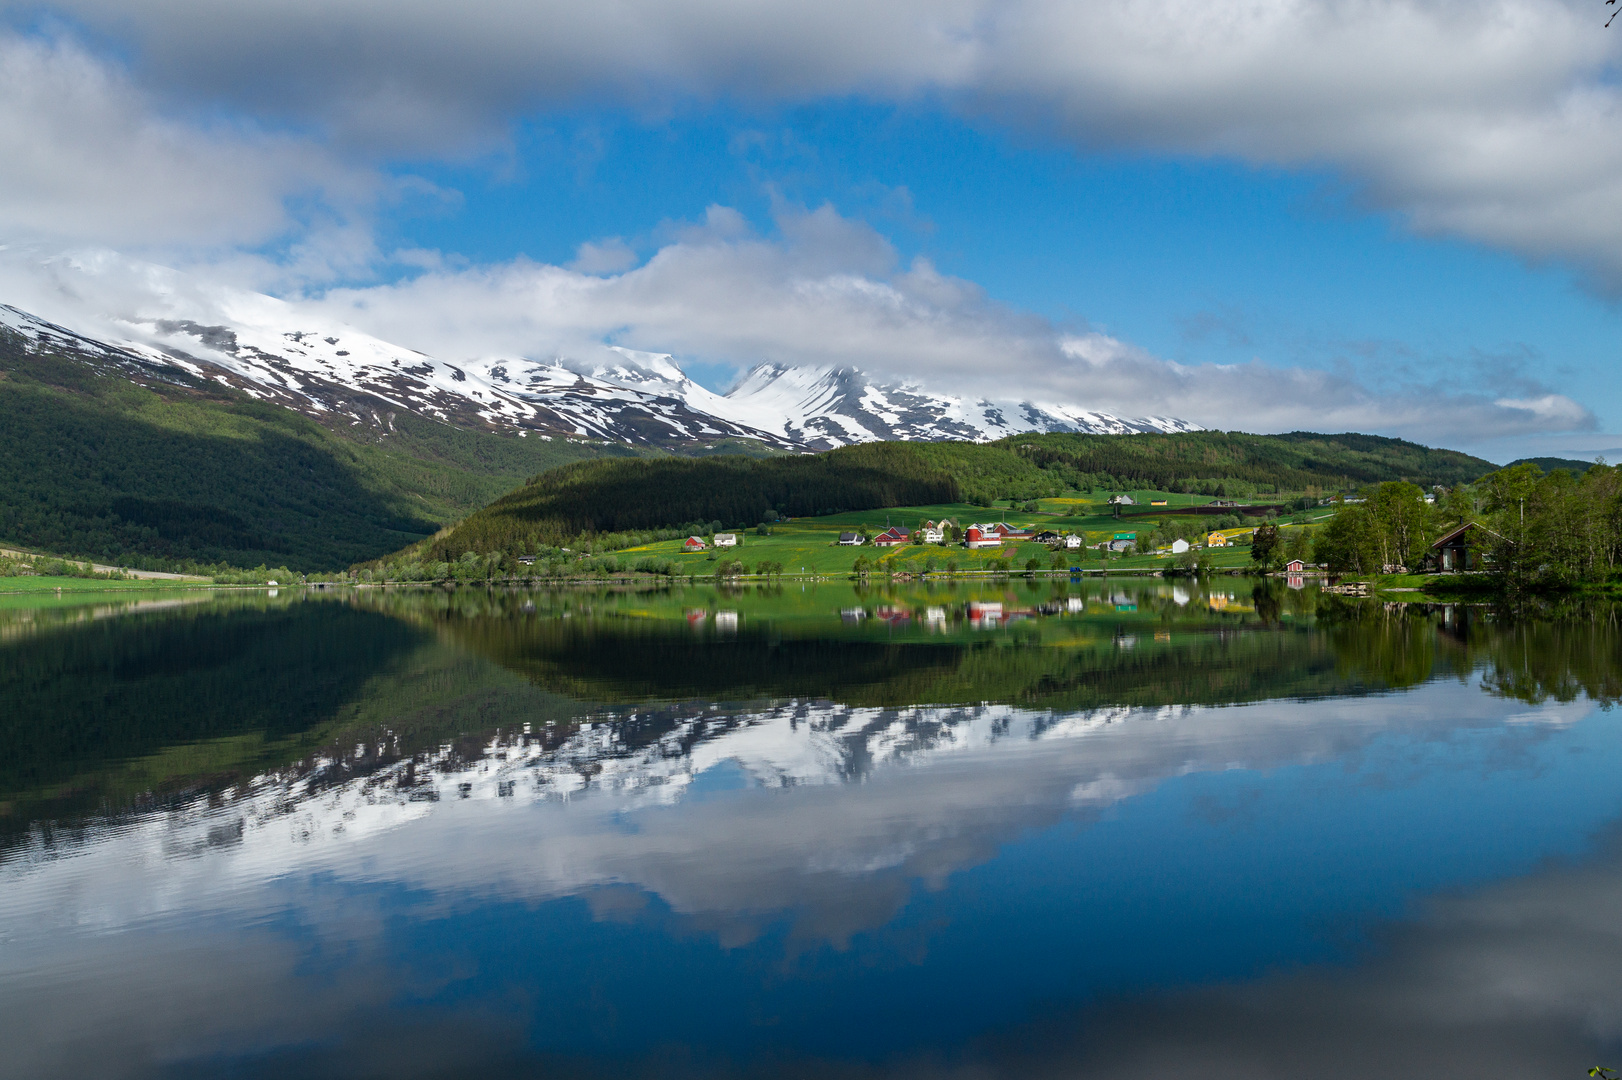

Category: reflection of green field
[0, 575, 211, 595]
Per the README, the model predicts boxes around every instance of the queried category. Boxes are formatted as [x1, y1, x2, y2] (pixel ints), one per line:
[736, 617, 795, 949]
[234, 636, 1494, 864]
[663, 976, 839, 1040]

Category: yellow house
[1206, 532, 1230, 548]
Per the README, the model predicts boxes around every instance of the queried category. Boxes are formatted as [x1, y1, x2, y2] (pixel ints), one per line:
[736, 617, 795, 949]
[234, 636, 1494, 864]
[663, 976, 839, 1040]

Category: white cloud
[0, 34, 368, 251]
[15, 0, 1622, 279]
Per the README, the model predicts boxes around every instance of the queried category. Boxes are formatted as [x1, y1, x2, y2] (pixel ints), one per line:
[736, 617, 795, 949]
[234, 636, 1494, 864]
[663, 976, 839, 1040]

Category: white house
[714, 533, 738, 547]
[1170, 538, 1190, 554]
[920, 520, 946, 543]
[1064, 534, 1082, 549]
[1108, 494, 1136, 506]
[837, 532, 864, 546]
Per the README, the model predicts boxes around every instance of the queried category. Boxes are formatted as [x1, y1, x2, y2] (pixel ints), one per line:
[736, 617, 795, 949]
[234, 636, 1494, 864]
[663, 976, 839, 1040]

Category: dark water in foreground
[3, 580, 1622, 1079]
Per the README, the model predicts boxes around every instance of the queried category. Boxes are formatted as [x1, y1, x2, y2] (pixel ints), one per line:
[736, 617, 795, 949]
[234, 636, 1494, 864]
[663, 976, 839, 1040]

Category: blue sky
[1, 0, 1620, 461]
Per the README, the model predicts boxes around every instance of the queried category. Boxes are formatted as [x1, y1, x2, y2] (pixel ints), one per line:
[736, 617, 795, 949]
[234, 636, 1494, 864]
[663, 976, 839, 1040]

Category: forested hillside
[402, 444, 959, 560]
[0, 330, 629, 570]
[985, 431, 1494, 495]
[398, 431, 1497, 563]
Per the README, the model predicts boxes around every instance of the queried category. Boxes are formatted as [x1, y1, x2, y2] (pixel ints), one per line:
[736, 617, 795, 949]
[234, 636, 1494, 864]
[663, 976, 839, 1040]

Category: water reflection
[1, 584, 1621, 1077]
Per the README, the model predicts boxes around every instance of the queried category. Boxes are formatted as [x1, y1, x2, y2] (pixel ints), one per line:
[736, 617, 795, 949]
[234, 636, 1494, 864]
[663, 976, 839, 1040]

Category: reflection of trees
[0, 598, 426, 841]
[1476, 617, 1622, 707]
[1318, 600, 1444, 690]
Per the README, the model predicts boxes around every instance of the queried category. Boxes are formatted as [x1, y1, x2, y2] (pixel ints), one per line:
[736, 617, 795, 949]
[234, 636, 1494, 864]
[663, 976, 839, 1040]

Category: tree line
[1308, 462, 1622, 593]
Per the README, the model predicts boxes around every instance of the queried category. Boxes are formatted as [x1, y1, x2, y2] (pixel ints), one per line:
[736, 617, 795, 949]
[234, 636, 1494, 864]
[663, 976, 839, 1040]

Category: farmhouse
[714, 533, 738, 547]
[992, 522, 1035, 540]
[965, 525, 1003, 549]
[683, 536, 707, 551]
[837, 532, 864, 546]
[1170, 538, 1190, 555]
[920, 520, 947, 543]
[1150, 499, 1168, 507]
[1206, 532, 1230, 548]
[1108, 495, 1136, 506]
[1033, 530, 1062, 544]
[1064, 534, 1082, 549]
[872, 527, 912, 547]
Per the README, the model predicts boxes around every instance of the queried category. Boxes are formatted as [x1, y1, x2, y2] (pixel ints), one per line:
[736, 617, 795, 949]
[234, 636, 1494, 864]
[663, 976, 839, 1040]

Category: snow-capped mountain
[0, 302, 798, 449]
[1, 293, 1198, 451]
[706, 362, 1201, 449]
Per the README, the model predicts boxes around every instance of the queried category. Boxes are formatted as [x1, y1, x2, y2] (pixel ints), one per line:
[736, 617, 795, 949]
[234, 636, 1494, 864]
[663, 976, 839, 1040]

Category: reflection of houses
[837, 532, 865, 546]
[1429, 522, 1501, 571]
[872, 527, 912, 547]
[714, 533, 738, 548]
[967, 601, 1004, 628]
[684, 536, 708, 551]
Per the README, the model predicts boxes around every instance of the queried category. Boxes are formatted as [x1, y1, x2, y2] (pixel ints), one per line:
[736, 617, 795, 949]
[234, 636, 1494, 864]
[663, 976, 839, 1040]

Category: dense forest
[397, 431, 1499, 565]
[0, 330, 628, 570]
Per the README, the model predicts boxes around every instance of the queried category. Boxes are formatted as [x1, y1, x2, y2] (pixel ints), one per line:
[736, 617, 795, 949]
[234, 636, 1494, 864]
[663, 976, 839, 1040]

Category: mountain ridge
[0, 283, 1199, 451]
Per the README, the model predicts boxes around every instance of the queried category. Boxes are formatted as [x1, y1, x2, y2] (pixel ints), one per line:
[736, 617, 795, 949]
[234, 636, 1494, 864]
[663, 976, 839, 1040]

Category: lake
[3, 579, 1621, 1079]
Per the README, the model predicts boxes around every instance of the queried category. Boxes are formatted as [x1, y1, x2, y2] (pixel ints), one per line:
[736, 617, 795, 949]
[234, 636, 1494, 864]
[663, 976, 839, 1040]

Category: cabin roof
[1431, 521, 1509, 548]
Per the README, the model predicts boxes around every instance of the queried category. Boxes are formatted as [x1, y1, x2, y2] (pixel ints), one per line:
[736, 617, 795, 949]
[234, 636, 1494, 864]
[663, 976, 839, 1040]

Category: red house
[965, 525, 1003, 549]
[683, 536, 707, 551]
[872, 527, 912, 547]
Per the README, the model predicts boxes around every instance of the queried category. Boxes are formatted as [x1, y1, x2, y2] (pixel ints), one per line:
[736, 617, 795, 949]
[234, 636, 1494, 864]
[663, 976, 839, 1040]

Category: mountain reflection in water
[2, 583, 1621, 1079]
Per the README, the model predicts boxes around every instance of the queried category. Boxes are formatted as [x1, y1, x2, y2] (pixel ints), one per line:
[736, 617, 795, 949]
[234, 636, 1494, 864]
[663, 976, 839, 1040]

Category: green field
[608, 492, 1302, 576]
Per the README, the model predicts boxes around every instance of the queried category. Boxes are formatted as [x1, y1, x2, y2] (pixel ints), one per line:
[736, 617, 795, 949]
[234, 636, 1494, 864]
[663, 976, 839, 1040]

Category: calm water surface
[3, 580, 1621, 1078]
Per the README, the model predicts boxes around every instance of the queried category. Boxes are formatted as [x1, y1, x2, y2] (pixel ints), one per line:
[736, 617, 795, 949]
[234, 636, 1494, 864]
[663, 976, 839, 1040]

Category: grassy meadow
[608, 490, 1323, 577]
